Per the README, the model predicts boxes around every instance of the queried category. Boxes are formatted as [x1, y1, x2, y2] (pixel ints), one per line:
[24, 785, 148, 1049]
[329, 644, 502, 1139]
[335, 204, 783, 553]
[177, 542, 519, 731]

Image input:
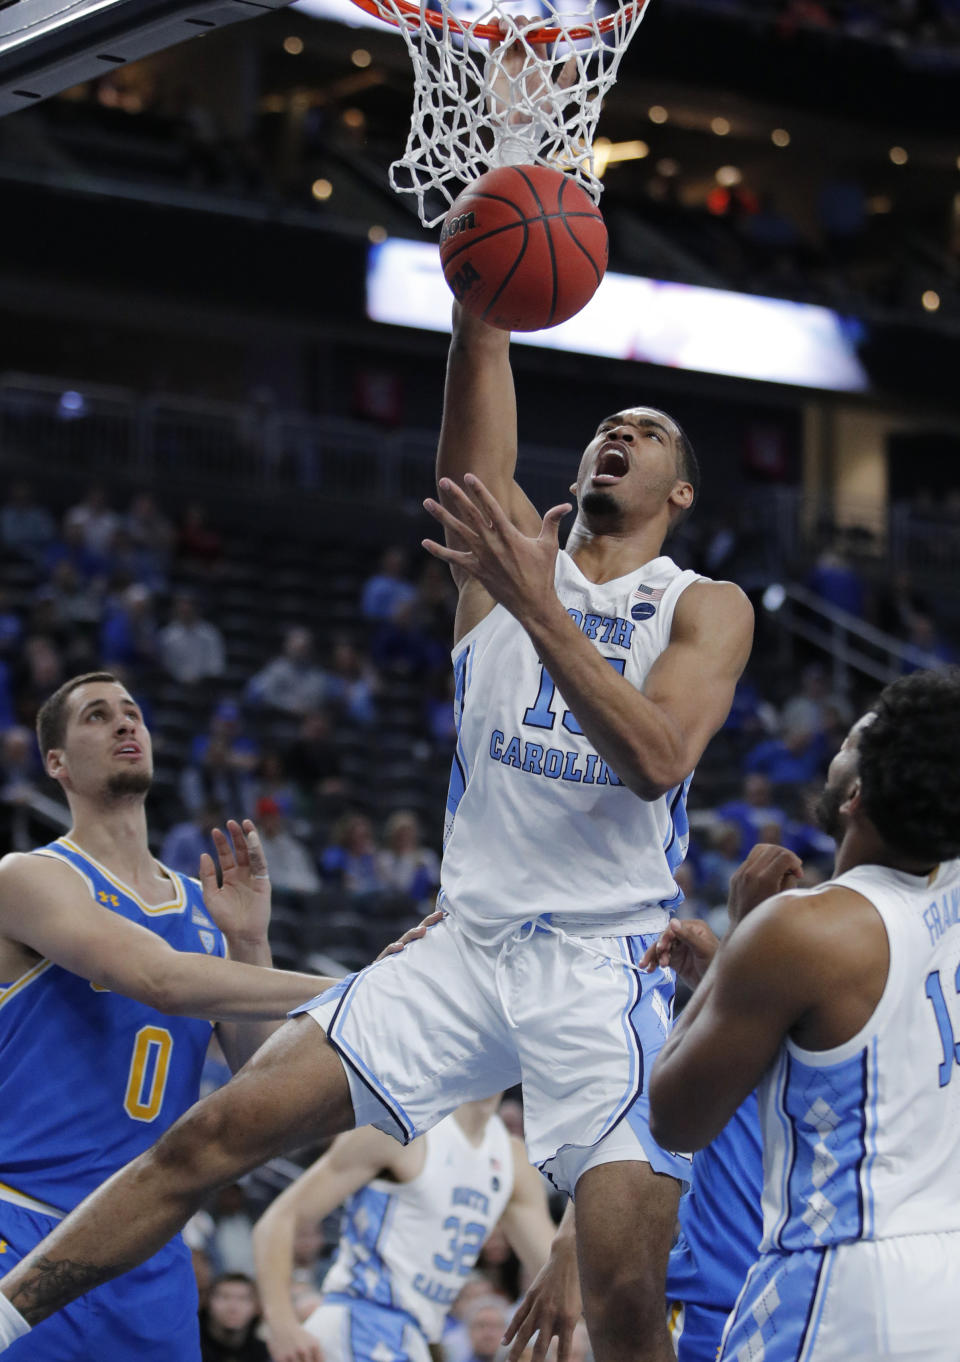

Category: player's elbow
[624, 753, 689, 802]
[648, 1071, 710, 1153]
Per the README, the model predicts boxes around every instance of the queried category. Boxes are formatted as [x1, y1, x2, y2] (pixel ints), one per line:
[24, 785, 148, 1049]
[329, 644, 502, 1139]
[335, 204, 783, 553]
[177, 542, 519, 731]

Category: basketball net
[351, 0, 652, 227]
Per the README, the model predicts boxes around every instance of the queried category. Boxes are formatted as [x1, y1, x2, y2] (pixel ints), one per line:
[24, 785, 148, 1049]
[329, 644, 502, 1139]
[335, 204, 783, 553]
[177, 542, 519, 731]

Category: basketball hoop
[350, 0, 652, 227]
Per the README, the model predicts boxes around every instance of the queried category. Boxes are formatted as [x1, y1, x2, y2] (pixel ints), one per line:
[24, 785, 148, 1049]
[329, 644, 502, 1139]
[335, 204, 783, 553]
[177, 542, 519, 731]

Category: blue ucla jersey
[759, 859, 960, 1252]
[322, 1114, 515, 1342]
[0, 837, 225, 1213]
[668, 1094, 763, 1311]
[440, 553, 706, 946]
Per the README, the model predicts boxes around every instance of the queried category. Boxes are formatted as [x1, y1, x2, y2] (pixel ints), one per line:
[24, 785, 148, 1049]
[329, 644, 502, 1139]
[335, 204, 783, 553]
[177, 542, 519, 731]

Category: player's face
[52, 681, 154, 800]
[572, 407, 692, 527]
[814, 712, 874, 840]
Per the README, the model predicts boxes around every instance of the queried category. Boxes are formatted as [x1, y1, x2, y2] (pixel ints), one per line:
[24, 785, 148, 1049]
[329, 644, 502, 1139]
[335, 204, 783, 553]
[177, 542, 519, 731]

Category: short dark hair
[858, 668, 960, 863]
[36, 672, 119, 761]
[209, 1273, 257, 1292]
[666, 417, 699, 536]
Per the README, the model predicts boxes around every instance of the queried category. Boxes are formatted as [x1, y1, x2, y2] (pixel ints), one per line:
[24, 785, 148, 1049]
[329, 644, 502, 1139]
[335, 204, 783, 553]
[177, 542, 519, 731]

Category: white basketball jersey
[322, 1113, 515, 1342]
[439, 551, 705, 945]
[759, 857, 960, 1253]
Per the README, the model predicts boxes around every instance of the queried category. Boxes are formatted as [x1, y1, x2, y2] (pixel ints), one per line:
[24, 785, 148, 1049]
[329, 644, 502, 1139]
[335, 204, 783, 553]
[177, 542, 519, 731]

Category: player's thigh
[157, 1014, 356, 1182]
[302, 921, 519, 1141]
[87, 1238, 201, 1362]
[574, 1159, 680, 1328]
[0, 1205, 95, 1361]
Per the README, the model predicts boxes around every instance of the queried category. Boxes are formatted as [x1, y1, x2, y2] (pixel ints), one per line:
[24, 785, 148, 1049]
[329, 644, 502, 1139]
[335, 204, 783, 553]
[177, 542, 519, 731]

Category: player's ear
[45, 748, 66, 781]
[669, 479, 694, 512]
[840, 776, 862, 817]
[569, 480, 579, 496]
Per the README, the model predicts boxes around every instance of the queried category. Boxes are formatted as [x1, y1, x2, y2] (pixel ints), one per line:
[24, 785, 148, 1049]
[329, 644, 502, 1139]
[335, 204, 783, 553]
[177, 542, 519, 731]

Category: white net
[362, 0, 650, 226]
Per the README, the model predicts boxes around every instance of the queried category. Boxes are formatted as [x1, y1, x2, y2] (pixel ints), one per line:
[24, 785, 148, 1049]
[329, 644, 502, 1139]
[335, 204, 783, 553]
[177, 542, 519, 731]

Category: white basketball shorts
[294, 914, 691, 1195]
[719, 1233, 960, 1360]
[304, 1298, 431, 1362]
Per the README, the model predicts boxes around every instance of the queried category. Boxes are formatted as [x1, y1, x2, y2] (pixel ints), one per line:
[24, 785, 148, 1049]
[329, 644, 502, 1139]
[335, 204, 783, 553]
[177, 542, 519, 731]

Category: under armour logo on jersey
[98, 891, 120, 907]
[0, 1240, 7, 1253]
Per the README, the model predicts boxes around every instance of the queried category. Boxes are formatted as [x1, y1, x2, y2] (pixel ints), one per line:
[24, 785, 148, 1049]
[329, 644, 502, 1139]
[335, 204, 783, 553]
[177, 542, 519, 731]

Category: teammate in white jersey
[649, 668, 960, 1361]
[253, 1099, 558, 1362]
[0, 311, 753, 1362]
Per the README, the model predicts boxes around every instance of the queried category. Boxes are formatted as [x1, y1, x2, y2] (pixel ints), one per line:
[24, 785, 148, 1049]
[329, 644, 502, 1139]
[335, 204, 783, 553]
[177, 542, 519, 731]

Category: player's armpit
[638, 580, 754, 793]
[648, 891, 819, 1151]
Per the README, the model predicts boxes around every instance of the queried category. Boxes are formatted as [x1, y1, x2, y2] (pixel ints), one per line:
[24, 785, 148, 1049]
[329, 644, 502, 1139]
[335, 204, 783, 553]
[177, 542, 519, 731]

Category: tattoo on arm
[8, 1255, 133, 1325]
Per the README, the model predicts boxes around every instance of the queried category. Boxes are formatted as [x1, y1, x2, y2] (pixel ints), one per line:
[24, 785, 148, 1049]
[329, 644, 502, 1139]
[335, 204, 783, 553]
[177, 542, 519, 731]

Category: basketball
[438, 164, 608, 332]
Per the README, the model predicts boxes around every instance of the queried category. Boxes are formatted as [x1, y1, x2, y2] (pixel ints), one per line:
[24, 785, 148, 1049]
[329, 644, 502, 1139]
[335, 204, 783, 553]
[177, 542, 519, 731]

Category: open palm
[199, 818, 272, 943]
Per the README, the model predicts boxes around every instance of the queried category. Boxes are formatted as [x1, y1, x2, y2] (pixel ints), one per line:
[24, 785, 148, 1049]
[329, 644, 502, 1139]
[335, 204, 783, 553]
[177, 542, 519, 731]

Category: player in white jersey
[253, 1098, 558, 1362]
[0, 310, 753, 1362]
[648, 668, 960, 1361]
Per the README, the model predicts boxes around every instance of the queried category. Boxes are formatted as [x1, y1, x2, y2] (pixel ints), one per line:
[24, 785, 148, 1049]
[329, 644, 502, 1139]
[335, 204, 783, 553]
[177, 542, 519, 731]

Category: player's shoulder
[676, 577, 753, 623]
[0, 847, 77, 889]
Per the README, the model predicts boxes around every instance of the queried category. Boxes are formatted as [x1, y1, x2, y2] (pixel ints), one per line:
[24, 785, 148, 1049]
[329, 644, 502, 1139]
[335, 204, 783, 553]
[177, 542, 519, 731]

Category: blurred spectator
[0, 482, 56, 562]
[42, 521, 105, 587]
[903, 614, 957, 670]
[425, 672, 457, 747]
[250, 751, 297, 820]
[699, 821, 745, 904]
[321, 812, 383, 895]
[65, 486, 119, 559]
[100, 584, 158, 671]
[0, 589, 22, 658]
[35, 560, 102, 631]
[0, 662, 14, 732]
[158, 594, 226, 685]
[743, 722, 828, 785]
[190, 700, 259, 769]
[361, 546, 417, 622]
[199, 1273, 269, 1362]
[180, 736, 256, 817]
[498, 1097, 523, 1138]
[283, 710, 346, 803]
[715, 774, 788, 857]
[104, 527, 168, 594]
[246, 628, 328, 716]
[780, 663, 852, 738]
[324, 638, 377, 727]
[415, 560, 458, 639]
[124, 492, 174, 566]
[806, 548, 866, 619]
[377, 810, 440, 901]
[0, 725, 44, 851]
[178, 503, 223, 572]
[210, 1186, 257, 1277]
[15, 635, 64, 721]
[443, 1277, 501, 1362]
[372, 598, 447, 677]
[160, 802, 222, 878]
[461, 1295, 512, 1362]
[290, 1215, 331, 1316]
[256, 796, 321, 893]
[476, 1227, 520, 1302]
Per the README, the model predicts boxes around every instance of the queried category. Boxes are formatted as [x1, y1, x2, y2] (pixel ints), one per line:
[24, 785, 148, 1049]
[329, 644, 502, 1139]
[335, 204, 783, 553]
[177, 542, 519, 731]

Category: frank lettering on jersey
[923, 882, 960, 945]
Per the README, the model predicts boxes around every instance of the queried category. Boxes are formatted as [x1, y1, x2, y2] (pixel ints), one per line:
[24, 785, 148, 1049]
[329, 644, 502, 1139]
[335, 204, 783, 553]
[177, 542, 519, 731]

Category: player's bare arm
[0, 853, 335, 1021]
[254, 1127, 422, 1362]
[437, 307, 542, 640]
[504, 1200, 580, 1362]
[497, 1136, 558, 1276]
[648, 883, 888, 1150]
[424, 475, 753, 798]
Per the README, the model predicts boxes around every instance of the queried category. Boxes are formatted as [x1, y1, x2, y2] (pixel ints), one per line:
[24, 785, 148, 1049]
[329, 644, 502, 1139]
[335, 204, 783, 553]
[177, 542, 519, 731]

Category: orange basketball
[438, 164, 608, 332]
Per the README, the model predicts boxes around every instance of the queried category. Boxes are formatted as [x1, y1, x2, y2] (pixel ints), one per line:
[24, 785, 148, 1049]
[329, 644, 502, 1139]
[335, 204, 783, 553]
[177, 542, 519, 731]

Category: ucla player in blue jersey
[0, 309, 753, 1362]
[0, 671, 339, 1361]
[649, 668, 960, 1360]
[253, 1098, 558, 1362]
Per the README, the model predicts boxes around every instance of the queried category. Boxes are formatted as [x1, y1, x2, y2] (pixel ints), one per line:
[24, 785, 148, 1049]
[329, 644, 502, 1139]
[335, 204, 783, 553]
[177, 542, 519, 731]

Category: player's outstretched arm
[253, 1128, 412, 1362]
[424, 478, 753, 798]
[0, 854, 335, 1022]
[504, 1200, 579, 1362]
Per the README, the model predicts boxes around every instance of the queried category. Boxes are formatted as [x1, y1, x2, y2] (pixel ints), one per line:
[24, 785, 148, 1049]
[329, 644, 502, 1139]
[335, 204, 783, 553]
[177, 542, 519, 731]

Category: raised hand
[727, 842, 803, 927]
[424, 474, 570, 626]
[266, 1318, 325, 1362]
[198, 818, 271, 946]
[485, 18, 577, 130]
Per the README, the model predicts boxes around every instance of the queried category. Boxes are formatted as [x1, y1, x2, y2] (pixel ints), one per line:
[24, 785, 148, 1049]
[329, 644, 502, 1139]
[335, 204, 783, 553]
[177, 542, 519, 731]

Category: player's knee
[583, 1263, 666, 1338]
[148, 1094, 241, 1192]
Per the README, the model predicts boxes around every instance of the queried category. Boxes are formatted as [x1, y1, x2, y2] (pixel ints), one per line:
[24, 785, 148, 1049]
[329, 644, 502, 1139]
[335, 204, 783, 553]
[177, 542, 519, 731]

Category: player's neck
[565, 518, 668, 583]
[834, 822, 936, 879]
[66, 800, 160, 887]
[453, 1105, 491, 1145]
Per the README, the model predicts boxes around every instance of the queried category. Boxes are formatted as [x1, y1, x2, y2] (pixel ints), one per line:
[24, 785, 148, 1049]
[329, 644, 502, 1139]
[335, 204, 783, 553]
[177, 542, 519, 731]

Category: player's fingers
[530, 1318, 553, 1362]
[421, 538, 477, 567]
[558, 53, 577, 88]
[423, 495, 482, 543]
[540, 503, 573, 543]
[462, 472, 513, 532]
[227, 818, 249, 868]
[198, 852, 217, 891]
[504, 1307, 536, 1361]
[211, 826, 236, 872]
[245, 823, 270, 880]
[555, 1321, 574, 1362]
[437, 476, 498, 534]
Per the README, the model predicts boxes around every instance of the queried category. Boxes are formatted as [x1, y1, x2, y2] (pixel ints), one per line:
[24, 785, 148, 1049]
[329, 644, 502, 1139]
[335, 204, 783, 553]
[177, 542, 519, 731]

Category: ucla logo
[631, 602, 657, 621]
